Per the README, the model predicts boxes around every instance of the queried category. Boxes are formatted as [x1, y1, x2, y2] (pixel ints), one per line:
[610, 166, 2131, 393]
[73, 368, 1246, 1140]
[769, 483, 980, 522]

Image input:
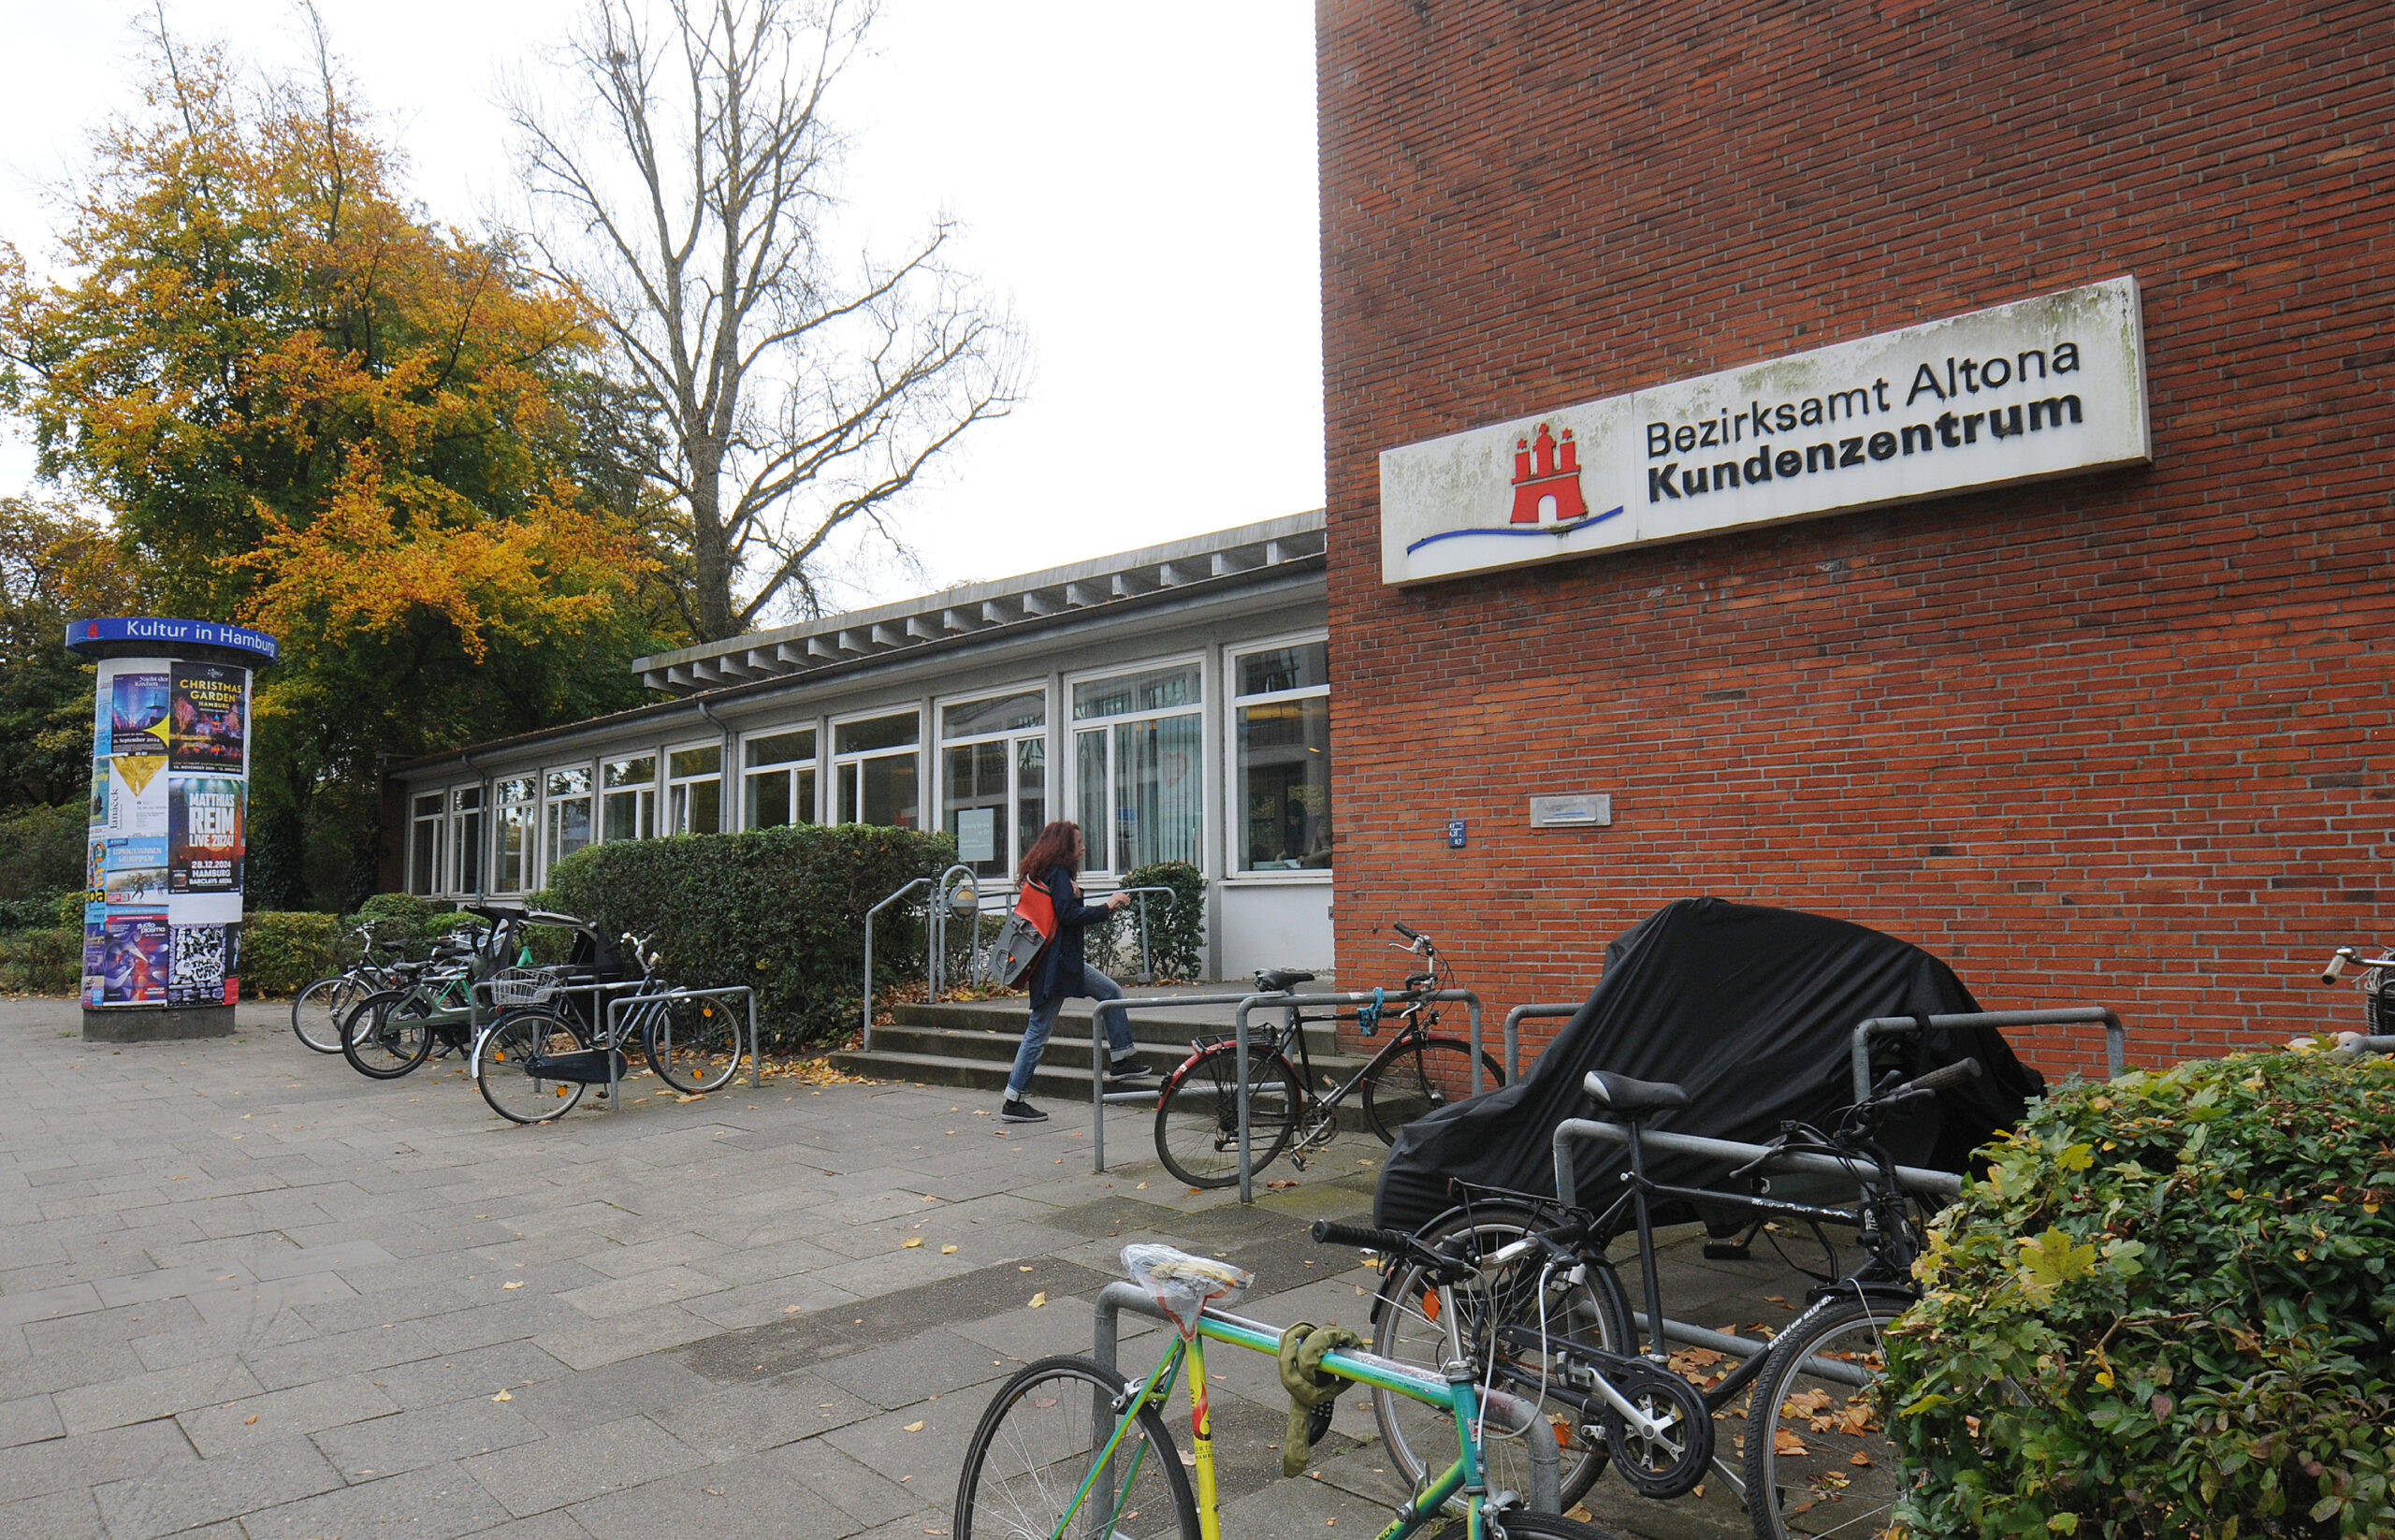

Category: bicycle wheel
[1743, 1294, 1905, 1540]
[1488, 1505, 1626, 1540]
[1361, 1035, 1505, 1144]
[291, 975, 365, 1053]
[642, 993, 743, 1094]
[953, 1354, 1198, 1540]
[340, 991, 436, 1080]
[1369, 1202, 1629, 1510]
[475, 1010, 593, 1124]
[1153, 1042, 1302, 1188]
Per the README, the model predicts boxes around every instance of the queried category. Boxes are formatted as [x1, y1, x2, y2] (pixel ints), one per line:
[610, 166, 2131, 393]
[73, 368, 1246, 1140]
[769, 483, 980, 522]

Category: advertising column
[68, 617, 278, 1041]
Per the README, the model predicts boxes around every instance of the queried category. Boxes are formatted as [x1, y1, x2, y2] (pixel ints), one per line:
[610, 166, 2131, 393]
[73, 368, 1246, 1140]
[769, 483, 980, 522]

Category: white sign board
[955, 806, 996, 864]
[1380, 277, 2150, 586]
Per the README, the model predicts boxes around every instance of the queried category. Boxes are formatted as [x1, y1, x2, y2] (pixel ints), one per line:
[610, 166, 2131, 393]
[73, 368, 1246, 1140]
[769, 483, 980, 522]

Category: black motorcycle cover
[1372, 897, 2048, 1230]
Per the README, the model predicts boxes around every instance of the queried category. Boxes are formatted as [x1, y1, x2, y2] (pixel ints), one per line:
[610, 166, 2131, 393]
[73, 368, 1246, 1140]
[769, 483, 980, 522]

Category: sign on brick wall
[1379, 277, 2151, 585]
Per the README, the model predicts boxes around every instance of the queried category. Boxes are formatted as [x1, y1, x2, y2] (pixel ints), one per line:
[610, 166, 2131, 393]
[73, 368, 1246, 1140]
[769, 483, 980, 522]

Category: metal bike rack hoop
[1850, 1006, 2126, 1103]
[605, 984, 762, 1108]
[1497, 1002, 1581, 1082]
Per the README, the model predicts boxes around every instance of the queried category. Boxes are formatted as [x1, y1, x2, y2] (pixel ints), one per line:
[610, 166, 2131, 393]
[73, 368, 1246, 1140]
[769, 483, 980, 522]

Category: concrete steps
[830, 998, 1374, 1107]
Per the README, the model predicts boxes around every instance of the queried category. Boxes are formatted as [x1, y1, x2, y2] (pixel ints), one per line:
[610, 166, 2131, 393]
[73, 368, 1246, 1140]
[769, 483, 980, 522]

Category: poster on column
[81, 905, 103, 1005]
[168, 922, 239, 1006]
[100, 909, 170, 1004]
[169, 777, 244, 892]
[103, 836, 168, 904]
[102, 663, 171, 837]
[170, 664, 246, 771]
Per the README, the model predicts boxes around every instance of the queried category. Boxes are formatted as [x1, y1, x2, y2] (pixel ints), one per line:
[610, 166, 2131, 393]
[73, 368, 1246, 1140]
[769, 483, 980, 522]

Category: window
[667, 745, 722, 835]
[544, 765, 593, 876]
[834, 711, 921, 828]
[744, 730, 818, 830]
[1231, 640, 1331, 871]
[450, 786, 485, 895]
[1072, 662, 1202, 873]
[496, 776, 536, 892]
[408, 792, 443, 895]
[602, 754, 656, 842]
[939, 690, 1045, 879]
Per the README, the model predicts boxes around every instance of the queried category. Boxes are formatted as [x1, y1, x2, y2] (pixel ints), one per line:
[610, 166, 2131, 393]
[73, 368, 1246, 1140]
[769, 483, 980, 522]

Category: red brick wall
[1319, 0, 2395, 1079]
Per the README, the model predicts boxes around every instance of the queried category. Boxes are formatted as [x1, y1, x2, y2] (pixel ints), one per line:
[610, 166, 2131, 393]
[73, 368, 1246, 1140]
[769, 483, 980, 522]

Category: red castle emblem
[1509, 423, 1589, 524]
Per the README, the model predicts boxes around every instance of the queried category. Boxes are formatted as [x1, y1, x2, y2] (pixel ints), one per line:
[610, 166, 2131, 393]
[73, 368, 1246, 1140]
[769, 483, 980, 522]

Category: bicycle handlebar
[1313, 1219, 1414, 1253]
[1893, 1056, 1983, 1098]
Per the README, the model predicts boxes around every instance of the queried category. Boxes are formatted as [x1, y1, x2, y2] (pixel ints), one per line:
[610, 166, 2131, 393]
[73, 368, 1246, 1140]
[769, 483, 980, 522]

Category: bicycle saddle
[1582, 1070, 1691, 1115]
[1255, 968, 1316, 993]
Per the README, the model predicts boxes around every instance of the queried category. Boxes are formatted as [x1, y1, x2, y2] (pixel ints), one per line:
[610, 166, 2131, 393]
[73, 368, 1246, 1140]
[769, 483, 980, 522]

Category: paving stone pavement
[0, 998, 1810, 1540]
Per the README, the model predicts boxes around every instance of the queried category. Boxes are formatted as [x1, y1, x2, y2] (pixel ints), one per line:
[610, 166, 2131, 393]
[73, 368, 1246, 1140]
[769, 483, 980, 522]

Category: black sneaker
[1106, 1058, 1159, 1088]
[999, 1097, 1049, 1124]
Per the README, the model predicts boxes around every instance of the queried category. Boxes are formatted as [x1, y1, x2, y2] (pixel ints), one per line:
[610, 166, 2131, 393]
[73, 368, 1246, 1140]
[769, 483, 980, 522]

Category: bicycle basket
[2368, 967, 2395, 1037]
[485, 966, 568, 1009]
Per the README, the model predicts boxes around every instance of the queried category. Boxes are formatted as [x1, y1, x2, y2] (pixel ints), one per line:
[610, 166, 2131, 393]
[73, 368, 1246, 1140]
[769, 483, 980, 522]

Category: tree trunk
[688, 440, 736, 642]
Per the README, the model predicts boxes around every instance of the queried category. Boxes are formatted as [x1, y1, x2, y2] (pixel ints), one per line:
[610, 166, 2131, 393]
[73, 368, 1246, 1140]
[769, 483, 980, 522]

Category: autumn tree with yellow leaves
[0, 21, 678, 906]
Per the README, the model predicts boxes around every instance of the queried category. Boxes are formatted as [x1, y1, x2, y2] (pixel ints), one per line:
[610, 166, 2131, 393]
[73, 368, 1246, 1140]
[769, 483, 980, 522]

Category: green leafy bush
[539, 823, 953, 1052]
[1088, 860, 1207, 981]
[240, 911, 344, 996]
[0, 800, 90, 902]
[0, 927, 80, 995]
[1887, 1046, 2395, 1539]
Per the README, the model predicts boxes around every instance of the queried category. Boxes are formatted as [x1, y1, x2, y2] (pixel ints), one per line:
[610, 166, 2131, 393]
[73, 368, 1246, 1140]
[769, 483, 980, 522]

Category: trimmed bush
[1090, 860, 1207, 981]
[0, 928, 80, 995]
[540, 823, 954, 1052]
[1887, 1047, 2395, 1538]
[0, 800, 89, 902]
[240, 911, 344, 996]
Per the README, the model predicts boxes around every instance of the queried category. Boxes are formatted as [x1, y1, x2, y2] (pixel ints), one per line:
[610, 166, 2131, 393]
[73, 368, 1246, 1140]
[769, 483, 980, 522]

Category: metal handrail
[1851, 1007, 2125, 1101]
[861, 877, 933, 1051]
[1498, 1001, 1581, 1081]
[1114, 886, 1179, 984]
[928, 864, 978, 997]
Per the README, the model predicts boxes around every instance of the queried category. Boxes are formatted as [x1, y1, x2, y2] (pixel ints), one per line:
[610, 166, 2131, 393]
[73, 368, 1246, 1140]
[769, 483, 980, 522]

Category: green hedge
[0, 928, 80, 995]
[1887, 1046, 2395, 1538]
[540, 823, 954, 1052]
[240, 911, 345, 997]
[1088, 861, 1207, 981]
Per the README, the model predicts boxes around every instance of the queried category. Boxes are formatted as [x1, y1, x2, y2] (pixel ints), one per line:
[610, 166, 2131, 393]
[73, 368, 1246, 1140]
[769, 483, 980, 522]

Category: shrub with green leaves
[1887, 1047, 2395, 1539]
[239, 911, 346, 996]
[540, 823, 953, 1052]
[0, 927, 80, 995]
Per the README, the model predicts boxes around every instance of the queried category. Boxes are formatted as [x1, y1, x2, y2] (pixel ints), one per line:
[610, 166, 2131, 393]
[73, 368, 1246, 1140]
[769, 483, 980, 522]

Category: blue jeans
[1008, 967, 1133, 1097]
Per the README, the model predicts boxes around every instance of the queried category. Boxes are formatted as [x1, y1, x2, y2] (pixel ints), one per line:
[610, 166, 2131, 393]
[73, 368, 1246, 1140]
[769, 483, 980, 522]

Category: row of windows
[405, 640, 1331, 896]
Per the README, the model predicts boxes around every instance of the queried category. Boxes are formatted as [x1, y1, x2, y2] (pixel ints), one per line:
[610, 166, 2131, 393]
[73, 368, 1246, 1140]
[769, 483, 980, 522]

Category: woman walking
[1003, 821, 1157, 1124]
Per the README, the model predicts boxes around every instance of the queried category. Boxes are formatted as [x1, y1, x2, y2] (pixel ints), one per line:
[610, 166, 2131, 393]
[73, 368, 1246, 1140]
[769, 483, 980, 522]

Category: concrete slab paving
[0, 994, 1814, 1539]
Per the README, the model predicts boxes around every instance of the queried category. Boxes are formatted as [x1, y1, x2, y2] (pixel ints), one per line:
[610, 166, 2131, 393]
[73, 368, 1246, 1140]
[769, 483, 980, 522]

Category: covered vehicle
[1372, 897, 2047, 1230]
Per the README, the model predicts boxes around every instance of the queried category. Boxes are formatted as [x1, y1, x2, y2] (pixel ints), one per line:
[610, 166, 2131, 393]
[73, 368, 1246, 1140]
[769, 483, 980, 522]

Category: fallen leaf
[904, 1420, 926, 1432]
[502, 1281, 524, 1289]
[903, 1238, 923, 1249]
[941, 1244, 958, 1255]
[1773, 1429, 1807, 1456]
[1028, 1292, 1048, 1308]
[704, 1486, 725, 1495]
[1851, 1451, 1874, 1467]
[492, 1390, 513, 1402]
[1019, 1266, 1035, 1272]
[243, 1415, 258, 1425]
[1267, 1180, 1299, 1190]
[787, 1305, 805, 1314]
[1136, 1182, 1149, 1190]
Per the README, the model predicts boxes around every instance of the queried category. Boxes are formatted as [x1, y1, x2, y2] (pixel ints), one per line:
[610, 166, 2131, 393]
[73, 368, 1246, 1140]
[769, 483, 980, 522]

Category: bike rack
[1087, 1280, 1564, 1514]
[1549, 1117, 1955, 1373]
[1850, 1007, 2126, 1101]
[861, 877, 933, 1052]
[928, 864, 979, 998]
[603, 984, 762, 1109]
[1497, 1002, 1581, 1081]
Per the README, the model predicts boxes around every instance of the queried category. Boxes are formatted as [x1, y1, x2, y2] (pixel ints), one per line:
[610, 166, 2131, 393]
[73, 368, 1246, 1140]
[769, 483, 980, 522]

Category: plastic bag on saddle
[1122, 1244, 1252, 1338]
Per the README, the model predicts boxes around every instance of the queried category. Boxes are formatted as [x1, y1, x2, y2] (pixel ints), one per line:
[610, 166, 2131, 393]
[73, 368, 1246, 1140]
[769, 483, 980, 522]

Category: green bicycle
[952, 1228, 1620, 1540]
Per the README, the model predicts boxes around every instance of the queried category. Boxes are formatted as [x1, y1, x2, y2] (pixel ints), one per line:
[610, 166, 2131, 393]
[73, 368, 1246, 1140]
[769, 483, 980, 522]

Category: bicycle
[338, 933, 491, 1080]
[290, 923, 413, 1053]
[1152, 923, 1504, 1188]
[1346, 1058, 1983, 1540]
[951, 1235, 1620, 1540]
[2315, 944, 2395, 1057]
[470, 931, 745, 1123]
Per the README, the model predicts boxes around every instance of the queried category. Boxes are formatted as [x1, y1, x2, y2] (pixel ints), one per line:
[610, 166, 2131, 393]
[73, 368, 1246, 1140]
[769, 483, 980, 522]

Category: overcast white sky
[0, 0, 1324, 616]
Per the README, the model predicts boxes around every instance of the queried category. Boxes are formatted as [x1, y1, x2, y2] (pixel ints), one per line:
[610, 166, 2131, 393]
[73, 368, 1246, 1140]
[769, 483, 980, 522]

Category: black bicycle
[1151, 923, 1504, 1188]
[1344, 1057, 1981, 1538]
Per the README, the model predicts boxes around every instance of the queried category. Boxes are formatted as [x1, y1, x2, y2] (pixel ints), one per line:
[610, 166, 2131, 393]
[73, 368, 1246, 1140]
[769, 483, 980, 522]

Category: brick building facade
[1318, 1, 2392, 1076]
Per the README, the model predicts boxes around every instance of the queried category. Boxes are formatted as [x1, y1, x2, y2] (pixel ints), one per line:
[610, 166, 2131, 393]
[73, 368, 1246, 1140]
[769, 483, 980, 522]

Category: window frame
[933, 683, 1050, 883]
[1064, 652, 1209, 879]
[600, 752, 660, 844]
[542, 762, 596, 880]
[450, 784, 486, 897]
[664, 740, 724, 836]
[829, 705, 925, 831]
[494, 774, 538, 893]
[741, 726, 820, 831]
[1223, 630, 1333, 884]
[407, 792, 444, 896]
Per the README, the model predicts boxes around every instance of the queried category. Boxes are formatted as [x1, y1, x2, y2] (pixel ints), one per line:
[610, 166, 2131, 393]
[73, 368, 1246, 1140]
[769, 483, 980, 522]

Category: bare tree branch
[507, 0, 1021, 641]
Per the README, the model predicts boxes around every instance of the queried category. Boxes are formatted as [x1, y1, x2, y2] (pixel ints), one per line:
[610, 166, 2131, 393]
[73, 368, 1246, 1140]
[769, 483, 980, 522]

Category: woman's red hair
[1018, 820, 1083, 880]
